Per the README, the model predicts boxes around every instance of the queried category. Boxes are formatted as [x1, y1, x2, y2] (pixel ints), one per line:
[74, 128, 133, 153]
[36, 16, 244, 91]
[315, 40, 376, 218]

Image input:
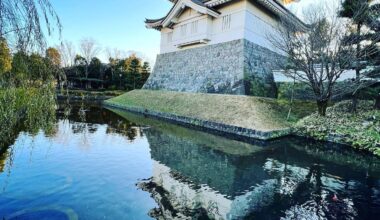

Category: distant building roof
[146, 0, 307, 30]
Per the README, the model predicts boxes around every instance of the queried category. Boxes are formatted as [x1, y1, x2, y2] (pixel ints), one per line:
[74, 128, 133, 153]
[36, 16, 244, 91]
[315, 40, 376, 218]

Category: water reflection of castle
[140, 127, 380, 220]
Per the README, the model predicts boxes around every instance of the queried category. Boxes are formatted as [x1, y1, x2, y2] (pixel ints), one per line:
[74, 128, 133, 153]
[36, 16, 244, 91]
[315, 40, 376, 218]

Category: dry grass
[106, 89, 296, 131]
[109, 109, 268, 155]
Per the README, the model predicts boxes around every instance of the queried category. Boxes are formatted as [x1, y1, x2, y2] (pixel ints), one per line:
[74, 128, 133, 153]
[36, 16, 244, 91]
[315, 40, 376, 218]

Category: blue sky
[48, 0, 172, 63]
[46, 0, 342, 63]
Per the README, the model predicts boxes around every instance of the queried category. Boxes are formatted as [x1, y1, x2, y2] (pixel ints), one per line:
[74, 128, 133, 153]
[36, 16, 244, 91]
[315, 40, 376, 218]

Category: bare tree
[58, 40, 76, 67]
[79, 38, 101, 63]
[106, 47, 124, 82]
[0, 0, 61, 50]
[79, 38, 101, 80]
[106, 47, 124, 60]
[268, 4, 357, 116]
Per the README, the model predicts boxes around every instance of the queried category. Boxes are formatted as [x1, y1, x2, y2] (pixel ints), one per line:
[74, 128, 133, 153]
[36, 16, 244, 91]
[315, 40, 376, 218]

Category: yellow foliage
[282, 0, 300, 4]
[0, 39, 12, 74]
[46, 47, 61, 66]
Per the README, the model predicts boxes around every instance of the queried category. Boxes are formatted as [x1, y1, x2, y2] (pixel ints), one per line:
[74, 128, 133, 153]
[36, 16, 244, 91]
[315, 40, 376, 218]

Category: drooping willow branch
[0, 0, 61, 51]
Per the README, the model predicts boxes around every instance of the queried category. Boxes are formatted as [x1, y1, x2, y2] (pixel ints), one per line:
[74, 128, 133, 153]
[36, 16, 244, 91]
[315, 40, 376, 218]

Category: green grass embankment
[108, 108, 271, 155]
[105, 89, 379, 156]
[105, 90, 315, 134]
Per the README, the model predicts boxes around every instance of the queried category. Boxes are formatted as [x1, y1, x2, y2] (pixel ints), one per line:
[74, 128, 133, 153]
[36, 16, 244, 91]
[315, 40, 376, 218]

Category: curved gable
[146, 0, 220, 30]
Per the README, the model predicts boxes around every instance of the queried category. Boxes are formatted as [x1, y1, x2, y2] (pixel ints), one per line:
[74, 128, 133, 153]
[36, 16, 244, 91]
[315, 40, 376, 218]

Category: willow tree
[0, 0, 61, 50]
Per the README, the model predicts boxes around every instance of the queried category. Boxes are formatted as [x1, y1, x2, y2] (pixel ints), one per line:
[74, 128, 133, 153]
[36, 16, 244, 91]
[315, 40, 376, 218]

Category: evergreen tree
[11, 52, 54, 86]
[29, 53, 52, 83]
[339, 0, 373, 111]
[11, 52, 29, 85]
[126, 57, 141, 90]
[88, 57, 105, 88]
[108, 57, 119, 82]
[363, 3, 380, 109]
[88, 57, 103, 79]
[140, 62, 151, 87]
[74, 55, 87, 78]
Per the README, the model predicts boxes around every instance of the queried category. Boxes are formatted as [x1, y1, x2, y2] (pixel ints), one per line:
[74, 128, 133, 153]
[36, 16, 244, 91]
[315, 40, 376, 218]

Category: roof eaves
[205, 0, 307, 29]
[146, 0, 220, 30]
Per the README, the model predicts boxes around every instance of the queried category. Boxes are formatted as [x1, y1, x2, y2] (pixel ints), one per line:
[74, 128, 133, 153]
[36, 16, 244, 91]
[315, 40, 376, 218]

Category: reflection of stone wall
[140, 160, 278, 220]
[144, 39, 281, 97]
[141, 127, 380, 219]
[145, 128, 269, 197]
[152, 161, 232, 220]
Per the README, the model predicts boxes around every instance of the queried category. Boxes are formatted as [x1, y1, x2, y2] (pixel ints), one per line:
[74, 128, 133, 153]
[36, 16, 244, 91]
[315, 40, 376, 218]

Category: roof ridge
[147, 0, 307, 30]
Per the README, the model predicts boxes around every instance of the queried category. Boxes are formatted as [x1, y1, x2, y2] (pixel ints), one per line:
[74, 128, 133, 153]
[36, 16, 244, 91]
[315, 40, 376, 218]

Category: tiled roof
[146, 0, 307, 30]
[145, 0, 219, 30]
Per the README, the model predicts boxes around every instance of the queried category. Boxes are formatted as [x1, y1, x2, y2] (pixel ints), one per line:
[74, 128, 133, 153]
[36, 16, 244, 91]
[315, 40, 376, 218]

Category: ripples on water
[0, 103, 379, 220]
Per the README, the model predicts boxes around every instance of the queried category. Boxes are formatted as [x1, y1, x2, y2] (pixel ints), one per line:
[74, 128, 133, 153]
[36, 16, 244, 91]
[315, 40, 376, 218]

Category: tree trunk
[85, 64, 89, 90]
[352, 96, 359, 112]
[287, 73, 296, 121]
[317, 100, 328, 116]
[375, 95, 380, 110]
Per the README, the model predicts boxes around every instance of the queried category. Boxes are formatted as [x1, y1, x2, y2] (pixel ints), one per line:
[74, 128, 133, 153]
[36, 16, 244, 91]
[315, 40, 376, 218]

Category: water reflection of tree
[0, 88, 57, 150]
[0, 148, 9, 173]
[257, 145, 379, 219]
[56, 102, 142, 141]
[0, 90, 56, 188]
[106, 122, 141, 141]
[94, 111, 141, 142]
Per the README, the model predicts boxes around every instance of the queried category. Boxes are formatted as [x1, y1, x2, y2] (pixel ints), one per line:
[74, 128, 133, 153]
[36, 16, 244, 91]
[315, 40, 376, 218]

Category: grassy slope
[296, 101, 380, 156]
[105, 89, 316, 132]
[108, 108, 269, 155]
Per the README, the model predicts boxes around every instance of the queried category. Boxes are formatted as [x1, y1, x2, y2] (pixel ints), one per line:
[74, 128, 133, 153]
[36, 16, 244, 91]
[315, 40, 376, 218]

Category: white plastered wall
[159, 0, 281, 54]
[243, 0, 281, 52]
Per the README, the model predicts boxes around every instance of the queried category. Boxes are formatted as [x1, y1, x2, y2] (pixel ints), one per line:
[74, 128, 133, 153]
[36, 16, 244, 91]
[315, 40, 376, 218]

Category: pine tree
[339, 0, 372, 111]
[140, 62, 151, 87]
[363, 3, 380, 109]
[126, 57, 141, 90]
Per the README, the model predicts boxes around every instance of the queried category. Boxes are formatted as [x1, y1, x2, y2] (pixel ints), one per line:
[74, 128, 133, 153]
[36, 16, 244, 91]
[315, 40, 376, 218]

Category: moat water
[0, 103, 379, 220]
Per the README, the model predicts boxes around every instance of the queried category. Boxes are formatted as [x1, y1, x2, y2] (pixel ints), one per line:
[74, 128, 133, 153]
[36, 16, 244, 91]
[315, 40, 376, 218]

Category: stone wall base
[144, 39, 282, 97]
[104, 101, 291, 141]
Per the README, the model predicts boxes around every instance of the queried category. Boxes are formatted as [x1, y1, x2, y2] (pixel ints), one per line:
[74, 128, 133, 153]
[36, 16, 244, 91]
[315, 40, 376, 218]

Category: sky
[48, 0, 172, 63]
[45, 0, 355, 64]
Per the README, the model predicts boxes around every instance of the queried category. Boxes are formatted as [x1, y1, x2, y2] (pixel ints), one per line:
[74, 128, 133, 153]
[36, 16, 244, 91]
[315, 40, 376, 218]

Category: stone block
[143, 39, 283, 98]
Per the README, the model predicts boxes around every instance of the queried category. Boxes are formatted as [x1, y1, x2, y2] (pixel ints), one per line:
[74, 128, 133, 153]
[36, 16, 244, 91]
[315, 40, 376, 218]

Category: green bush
[277, 82, 315, 100]
[295, 100, 380, 157]
[0, 86, 56, 149]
